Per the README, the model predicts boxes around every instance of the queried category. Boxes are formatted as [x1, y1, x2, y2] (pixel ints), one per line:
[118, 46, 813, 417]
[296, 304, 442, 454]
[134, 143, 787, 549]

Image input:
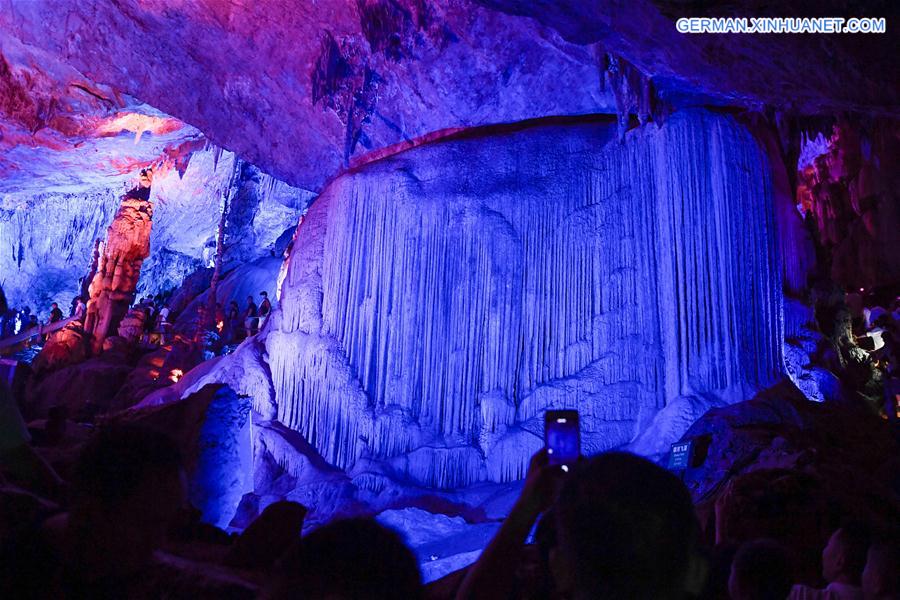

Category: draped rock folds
[84, 191, 154, 354]
[257, 109, 784, 490]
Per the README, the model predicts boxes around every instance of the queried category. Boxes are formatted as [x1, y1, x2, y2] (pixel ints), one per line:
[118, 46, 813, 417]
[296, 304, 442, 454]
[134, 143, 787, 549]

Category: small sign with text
[668, 441, 693, 470]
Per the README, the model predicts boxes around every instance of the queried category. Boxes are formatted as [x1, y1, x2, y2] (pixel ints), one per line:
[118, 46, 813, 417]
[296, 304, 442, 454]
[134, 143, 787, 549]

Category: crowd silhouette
[1, 413, 896, 599]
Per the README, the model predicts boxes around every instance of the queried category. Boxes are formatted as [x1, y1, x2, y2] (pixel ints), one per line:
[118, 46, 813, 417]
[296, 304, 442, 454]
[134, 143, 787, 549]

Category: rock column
[84, 173, 154, 354]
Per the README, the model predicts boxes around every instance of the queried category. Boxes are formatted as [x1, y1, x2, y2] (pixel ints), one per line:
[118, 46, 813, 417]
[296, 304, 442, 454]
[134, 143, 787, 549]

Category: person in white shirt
[157, 304, 170, 325]
[790, 524, 870, 600]
[73, 297, 86, 323]
[156, 303, 171, 344]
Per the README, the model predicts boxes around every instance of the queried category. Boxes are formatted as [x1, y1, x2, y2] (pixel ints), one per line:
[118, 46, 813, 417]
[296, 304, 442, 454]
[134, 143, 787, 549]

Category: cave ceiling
[0, 0, 897, 197]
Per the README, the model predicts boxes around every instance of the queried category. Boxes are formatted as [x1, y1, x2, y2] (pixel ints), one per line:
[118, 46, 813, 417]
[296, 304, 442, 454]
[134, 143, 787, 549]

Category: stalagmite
[83, 170, 154, 353]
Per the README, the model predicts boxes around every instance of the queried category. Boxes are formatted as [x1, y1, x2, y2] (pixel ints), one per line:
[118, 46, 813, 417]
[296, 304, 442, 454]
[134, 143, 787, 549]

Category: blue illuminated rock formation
[0, 143, 307, 316]
[187, 108, 785, 501]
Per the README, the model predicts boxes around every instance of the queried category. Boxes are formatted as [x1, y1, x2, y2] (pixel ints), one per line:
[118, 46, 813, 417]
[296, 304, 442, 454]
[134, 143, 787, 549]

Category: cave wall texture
[0, 30, 311, 313]
[0, 0, 612, 193]
[180, 109, 784, 493]
[797, 118, 900, 291]
[2, 0, 896, 197]
[0, 142, 308, 313]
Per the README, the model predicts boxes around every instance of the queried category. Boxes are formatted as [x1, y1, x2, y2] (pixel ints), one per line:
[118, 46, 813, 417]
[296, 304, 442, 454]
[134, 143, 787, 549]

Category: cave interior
[0, 0, 899, 596]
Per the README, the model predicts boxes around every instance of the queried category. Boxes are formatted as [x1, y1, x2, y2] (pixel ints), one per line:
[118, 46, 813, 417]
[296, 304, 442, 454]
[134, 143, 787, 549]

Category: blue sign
[668, 440, 693, 470]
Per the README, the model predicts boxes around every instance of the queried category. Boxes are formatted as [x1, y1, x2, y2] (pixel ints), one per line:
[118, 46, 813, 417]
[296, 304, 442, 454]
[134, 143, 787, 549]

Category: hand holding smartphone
[544, 409, 580, 470]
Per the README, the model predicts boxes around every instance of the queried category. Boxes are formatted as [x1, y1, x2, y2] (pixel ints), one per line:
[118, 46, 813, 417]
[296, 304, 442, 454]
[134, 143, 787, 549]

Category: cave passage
[0, 1, 898, 598]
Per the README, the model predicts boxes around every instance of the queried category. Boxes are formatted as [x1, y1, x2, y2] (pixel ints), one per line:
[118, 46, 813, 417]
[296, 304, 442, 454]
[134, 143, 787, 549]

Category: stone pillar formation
[84, 170, 154, 354]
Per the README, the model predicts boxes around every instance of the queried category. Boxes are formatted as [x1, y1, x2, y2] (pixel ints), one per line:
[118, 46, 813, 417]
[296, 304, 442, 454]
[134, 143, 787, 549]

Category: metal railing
[0, 316, 79, 354]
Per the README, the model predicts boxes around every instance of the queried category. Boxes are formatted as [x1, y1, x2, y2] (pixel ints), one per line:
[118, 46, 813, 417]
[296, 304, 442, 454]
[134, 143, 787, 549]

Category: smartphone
[544, 409, 580, 469]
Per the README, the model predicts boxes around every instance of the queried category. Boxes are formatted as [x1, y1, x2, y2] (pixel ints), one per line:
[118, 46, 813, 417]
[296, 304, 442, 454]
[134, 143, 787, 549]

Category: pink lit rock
[31, 322, 89, 377]
[0, 0, 609, 193]
[84, 189, 154, 354]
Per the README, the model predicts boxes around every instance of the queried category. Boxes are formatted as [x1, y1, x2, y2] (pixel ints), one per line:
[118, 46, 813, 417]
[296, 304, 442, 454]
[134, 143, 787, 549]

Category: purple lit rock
[0, 0, 610, 194]
[0, 38, 307, 312]
[677, 380, 900, 578]
[3, 0, 895, 205]
[475, 0, 899, 115]
[120, 384, 253, 528]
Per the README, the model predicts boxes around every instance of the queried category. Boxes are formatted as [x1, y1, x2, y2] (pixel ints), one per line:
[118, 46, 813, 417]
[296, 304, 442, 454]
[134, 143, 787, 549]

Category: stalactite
[600, 52, 656, 139]
[257, 108, 783, 488]
[203, 159, 240, 335]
